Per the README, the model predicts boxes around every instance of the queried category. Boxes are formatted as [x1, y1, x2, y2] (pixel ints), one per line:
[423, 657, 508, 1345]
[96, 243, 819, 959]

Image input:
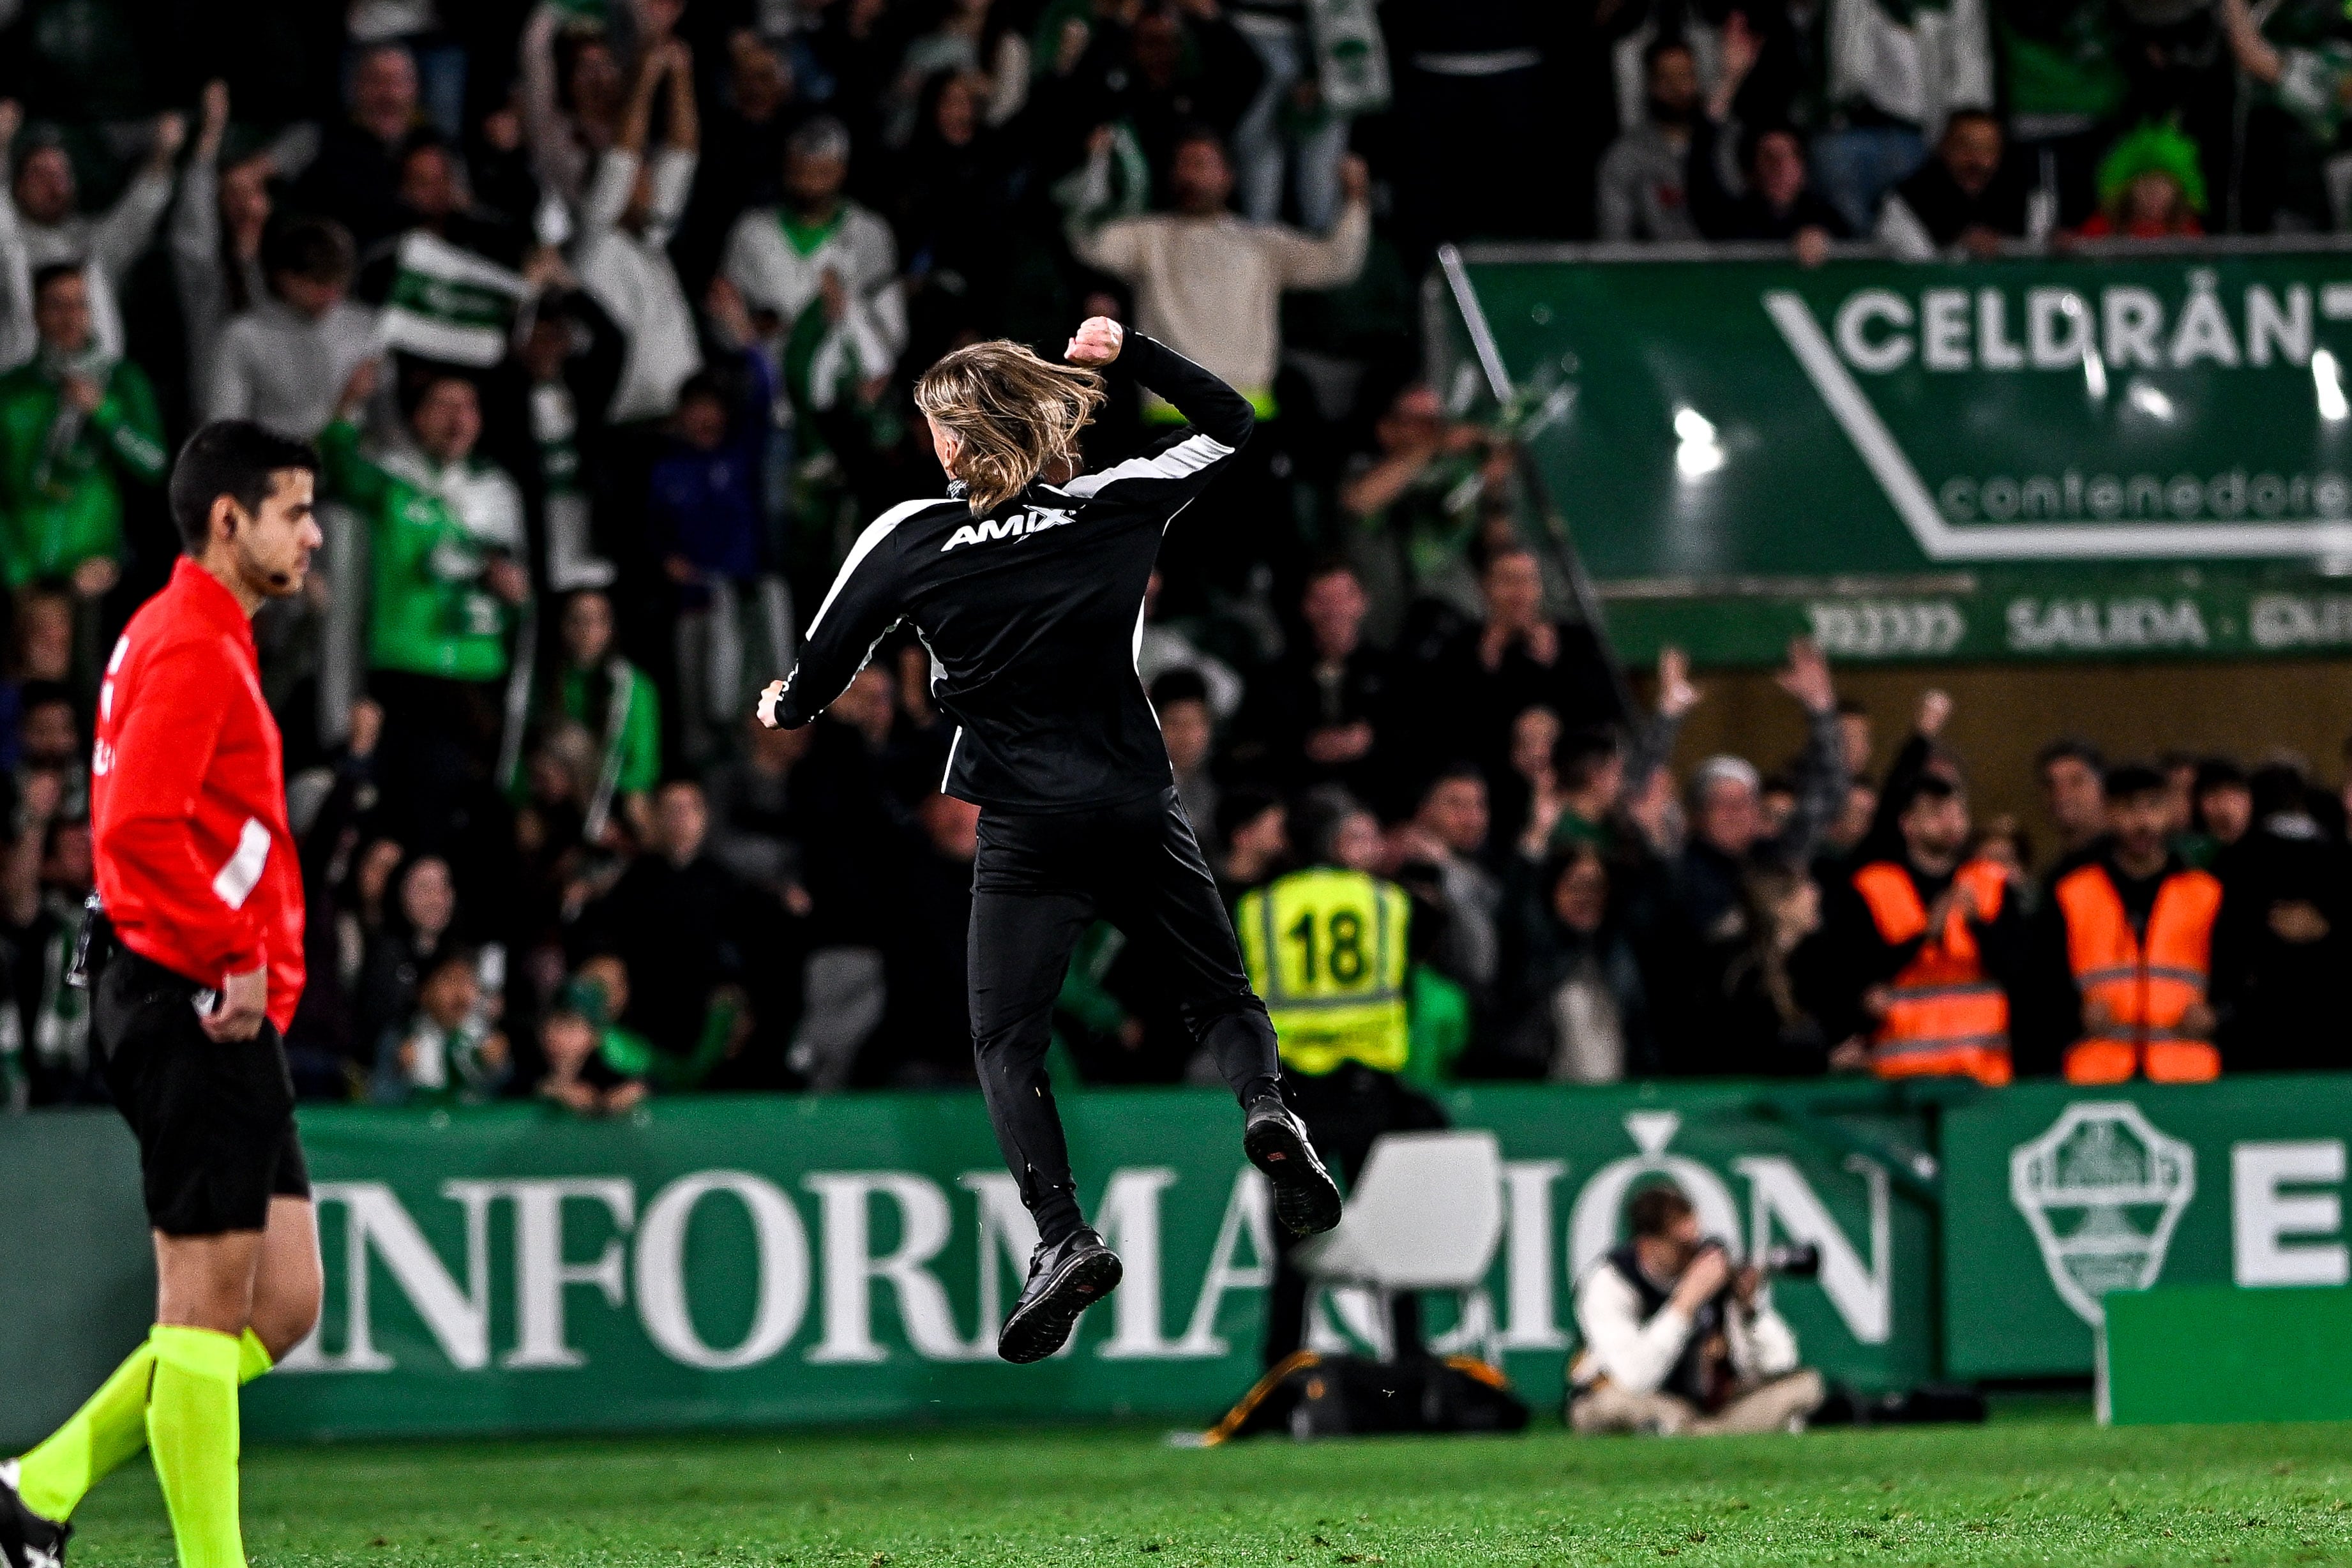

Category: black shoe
[1244, 1094, 1343, 1239]
[998, 1229, 1122, 1364]
[0, 1461, 70, 1568]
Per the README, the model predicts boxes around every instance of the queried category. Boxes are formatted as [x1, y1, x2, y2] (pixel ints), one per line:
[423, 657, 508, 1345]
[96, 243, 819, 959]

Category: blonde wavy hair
[914, 340, 1107, 512]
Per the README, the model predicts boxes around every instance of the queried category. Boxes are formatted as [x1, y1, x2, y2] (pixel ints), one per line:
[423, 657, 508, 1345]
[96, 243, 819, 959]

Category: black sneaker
[0, 1461, 70, 1568]
[997, 1229, 1122, 1365]
[1244, 1094, 1343, 1239]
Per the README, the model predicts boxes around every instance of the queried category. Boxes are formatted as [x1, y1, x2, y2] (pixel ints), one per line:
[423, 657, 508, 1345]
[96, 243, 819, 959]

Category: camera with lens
[1697, 1238, 1821, 1295]
[1754, 1242, 1821, 1278]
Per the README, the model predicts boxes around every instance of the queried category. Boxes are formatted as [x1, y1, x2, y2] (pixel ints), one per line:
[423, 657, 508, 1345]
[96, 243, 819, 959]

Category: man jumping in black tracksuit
[758, 315, 1341, 1364]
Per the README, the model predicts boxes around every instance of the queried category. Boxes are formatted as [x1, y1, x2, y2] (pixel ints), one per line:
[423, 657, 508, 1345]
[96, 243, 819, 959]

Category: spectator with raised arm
[2218, 0, 2352, 230]
[1067, 128, 1368, 422]
[518, 0, 652, 218]
[575, 34, 703, 426]
[1597, 39, 1733, 243]
[1338, 383, 1518, 640]
[1820, 747, 2024, 1085]
[1651, 640, 1846, 1068]
[0, 103, 182, 368]
[170, 81, 275, 407]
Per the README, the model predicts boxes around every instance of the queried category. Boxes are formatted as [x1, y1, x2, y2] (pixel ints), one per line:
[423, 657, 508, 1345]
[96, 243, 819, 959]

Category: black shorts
[94, 947, 310, 1237]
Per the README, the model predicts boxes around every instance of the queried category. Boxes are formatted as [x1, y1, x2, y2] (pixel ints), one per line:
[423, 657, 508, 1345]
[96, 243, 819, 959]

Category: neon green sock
[146, 1325, 246, 1568]
[11, 1329, 275, 1526]
[13, 1341, 155, 1522]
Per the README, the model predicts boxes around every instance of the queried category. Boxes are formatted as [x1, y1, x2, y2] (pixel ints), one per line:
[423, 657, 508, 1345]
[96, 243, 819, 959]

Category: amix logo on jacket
[941, 506, 1076, 552]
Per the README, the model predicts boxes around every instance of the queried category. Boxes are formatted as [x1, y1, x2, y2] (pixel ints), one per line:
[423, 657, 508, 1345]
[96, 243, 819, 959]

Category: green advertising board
[1442, 245, 2352, 666]
[1941, 1077, 2352, 1380]
[2103, 1285, 2352, 1425]
[0, 1085, 1934, 1445]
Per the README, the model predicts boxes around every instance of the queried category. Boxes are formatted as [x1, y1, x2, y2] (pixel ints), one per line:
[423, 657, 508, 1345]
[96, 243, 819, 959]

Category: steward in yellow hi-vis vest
[1237, 866, 1412, 1075]
[1235, 795, 1449, 1376]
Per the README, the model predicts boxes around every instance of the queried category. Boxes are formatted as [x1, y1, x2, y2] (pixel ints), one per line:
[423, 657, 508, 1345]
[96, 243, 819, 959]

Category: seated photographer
[1568, 1184, 1825, 1436]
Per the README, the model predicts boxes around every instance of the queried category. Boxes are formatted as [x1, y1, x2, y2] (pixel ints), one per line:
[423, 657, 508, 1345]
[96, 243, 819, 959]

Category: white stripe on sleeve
[1058, 432, 1233, 499]
[211, 817, 272, 910]
[801, 497, 948, 639]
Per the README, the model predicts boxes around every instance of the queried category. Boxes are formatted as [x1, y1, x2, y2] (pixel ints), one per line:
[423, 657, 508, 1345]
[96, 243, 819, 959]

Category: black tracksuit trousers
[968, 787, 1280, 1244]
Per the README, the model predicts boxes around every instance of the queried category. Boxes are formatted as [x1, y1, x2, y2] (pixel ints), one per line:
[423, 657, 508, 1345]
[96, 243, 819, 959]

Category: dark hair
[1553, 727, 1623, 792]
[2102, 761, 2167, 803]
[1214, 783, 1283, 845]
[1836, 696, 1869, 720]
[1897, 771, 1962, 815]
[1295, 783, 1369, 866]
[1418, 761, 1486, 807]
[1544, 841, 1608, 907]
[674, 370, 730, 411]
[262, 215, 356, 287]
[31, 262, 82, 305]
[1628, 1182, 1694, 1239]
[18, 677, 74, 718]
[1739, 121, 1805, 176]
[169, 421, 321, 552]
[2247, 762, 2308, 820]
[2037, 737, 2105, 776]
[2194, 757, 2247, 795]
[397, 364, 477, 421]
[1149, 667, 1210, 711]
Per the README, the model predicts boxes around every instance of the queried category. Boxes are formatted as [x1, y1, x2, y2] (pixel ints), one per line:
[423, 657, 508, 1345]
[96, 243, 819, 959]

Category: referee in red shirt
[4, 421, 326, 1568]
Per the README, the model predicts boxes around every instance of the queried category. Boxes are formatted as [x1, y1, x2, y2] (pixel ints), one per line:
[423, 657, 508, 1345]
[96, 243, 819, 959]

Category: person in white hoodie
[573, 36, 702, 427]
[0, 102, 183, 370]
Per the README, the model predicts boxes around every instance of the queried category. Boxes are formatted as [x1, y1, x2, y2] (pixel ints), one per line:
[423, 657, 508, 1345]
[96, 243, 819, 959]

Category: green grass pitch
[63, 1401, 2352, 1566]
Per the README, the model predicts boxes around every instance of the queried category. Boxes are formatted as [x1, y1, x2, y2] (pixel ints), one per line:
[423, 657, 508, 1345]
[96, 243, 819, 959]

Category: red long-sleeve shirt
[91, 557, 305, 1031]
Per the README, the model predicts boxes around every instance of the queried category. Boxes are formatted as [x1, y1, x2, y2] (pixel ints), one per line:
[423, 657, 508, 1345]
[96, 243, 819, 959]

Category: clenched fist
[757, 679, 787, 729]
[1065, 316, 1123, 366]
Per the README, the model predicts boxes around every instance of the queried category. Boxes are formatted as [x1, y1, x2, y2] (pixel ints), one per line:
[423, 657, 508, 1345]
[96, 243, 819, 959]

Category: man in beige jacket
[1069, 128, 1369, 424]
[1068, 127, 1369, 608]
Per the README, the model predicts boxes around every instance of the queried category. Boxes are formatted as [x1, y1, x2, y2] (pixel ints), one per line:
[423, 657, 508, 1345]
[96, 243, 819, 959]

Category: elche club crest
[2009, 1101, 2196, 1325]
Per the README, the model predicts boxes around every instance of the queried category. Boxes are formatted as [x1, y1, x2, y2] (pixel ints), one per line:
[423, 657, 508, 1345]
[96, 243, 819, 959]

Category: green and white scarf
[379, 231, 531, 368]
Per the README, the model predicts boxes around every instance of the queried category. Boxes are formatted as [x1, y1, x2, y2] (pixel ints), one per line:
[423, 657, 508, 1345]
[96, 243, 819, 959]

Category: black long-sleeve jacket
[769, 335, 1253, 812]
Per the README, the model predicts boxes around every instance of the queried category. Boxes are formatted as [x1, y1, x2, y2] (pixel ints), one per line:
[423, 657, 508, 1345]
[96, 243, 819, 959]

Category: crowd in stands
[1, 0, 2348, 1110]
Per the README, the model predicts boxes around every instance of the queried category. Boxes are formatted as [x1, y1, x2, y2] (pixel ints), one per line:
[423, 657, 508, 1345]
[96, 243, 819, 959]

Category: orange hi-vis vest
[2053, 862, 2222, 1083]
[1852, 858, 2014, 1086]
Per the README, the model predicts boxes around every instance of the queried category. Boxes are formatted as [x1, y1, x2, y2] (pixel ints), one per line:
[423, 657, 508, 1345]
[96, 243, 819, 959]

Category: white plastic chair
[1292, 1130, 1507, 1364]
